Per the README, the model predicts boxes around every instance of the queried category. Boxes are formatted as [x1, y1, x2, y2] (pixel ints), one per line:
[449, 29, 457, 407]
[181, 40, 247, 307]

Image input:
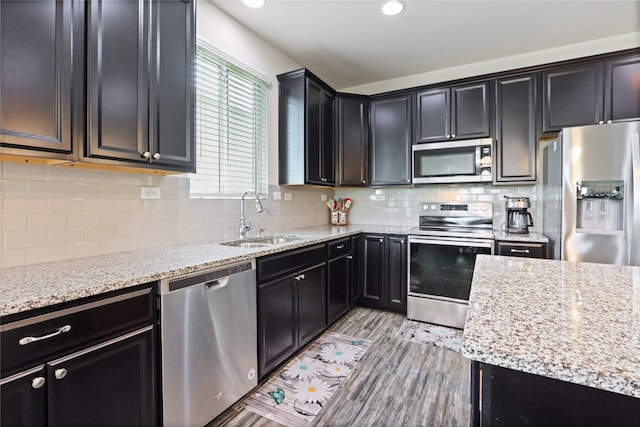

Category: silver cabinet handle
[346, 255, 353, 259]
[606, 120, 612, 124]
[598, 121, 604, 125]
[294, 274, 306, 282]
[141, 151, 151, 159]
[152, 152, 161, 160]
[19, 325, 71, 345]
[54, 368, 67, 380]
[336, 244, 345, 249]
[32, 377, 46, 389]
[510, 248, 530, 254]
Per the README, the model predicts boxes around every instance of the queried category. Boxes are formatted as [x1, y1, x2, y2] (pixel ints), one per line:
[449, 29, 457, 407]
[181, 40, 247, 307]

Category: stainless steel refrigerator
[542, 121, 640, 266]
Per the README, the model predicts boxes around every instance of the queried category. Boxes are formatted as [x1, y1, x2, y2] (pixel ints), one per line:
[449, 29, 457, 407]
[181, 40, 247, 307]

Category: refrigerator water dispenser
[576, 181, 624, 234]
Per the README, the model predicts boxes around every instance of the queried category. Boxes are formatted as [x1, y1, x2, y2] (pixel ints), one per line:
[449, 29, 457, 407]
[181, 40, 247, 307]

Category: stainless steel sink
[221, 235, 300, 248]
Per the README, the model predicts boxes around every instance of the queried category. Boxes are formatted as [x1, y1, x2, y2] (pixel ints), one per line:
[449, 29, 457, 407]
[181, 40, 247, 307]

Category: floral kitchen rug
[242, 332, 372, 427]
[394, 320, 464, 352]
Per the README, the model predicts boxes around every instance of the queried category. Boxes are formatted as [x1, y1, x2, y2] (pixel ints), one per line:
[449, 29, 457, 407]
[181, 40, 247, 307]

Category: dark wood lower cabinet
[47, 327, 156, 427]
[0, 366, 47, 427]
[495, 240, 547, 259]
[471, 361, 640, 427]
[360, 234, 407, 313]
[297, 265, 327, 347]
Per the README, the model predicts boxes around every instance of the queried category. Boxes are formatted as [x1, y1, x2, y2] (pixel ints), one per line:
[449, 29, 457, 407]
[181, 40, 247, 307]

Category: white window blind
[189, 42, 268, 197]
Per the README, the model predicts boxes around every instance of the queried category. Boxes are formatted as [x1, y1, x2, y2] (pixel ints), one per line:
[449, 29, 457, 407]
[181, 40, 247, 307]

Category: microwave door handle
[475, 146, 482, 173]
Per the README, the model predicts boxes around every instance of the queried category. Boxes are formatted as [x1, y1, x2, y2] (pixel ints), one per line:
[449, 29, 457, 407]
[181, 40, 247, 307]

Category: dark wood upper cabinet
[495, 73, 538, 183]
[370, 94, 412, 186]
[604, 55, 640, 123]
[542, 63, 604, 133]
[278, 69, 335, 186]
[86, 0, 195, 172]
[543, 56, 640, 133]
[337, 94, 369, 186]
[0, 0, 83, 155]
[415, 82, 490, 143]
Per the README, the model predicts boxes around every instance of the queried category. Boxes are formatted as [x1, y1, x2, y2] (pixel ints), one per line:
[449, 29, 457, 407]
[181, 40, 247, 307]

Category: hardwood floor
[209, 307, 471, 427]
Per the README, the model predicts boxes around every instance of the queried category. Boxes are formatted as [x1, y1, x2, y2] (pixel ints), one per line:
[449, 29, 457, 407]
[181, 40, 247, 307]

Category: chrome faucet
[239, 190, 264, 239]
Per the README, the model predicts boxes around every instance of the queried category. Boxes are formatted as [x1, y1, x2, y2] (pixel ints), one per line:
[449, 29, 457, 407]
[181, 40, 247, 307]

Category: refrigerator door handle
[631, 131, 640, 266]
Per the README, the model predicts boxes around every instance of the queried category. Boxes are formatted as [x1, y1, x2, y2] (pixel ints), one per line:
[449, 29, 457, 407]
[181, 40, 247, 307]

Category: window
[189, 41, 268, 197]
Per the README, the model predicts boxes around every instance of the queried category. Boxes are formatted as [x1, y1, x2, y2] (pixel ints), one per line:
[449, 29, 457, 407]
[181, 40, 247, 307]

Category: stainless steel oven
[408, 202, 494, 329]
[412, 138, 493, 185]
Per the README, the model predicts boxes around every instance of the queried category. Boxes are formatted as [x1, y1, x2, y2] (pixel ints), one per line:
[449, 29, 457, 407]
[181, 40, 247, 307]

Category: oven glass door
[409, 238, 492, 302]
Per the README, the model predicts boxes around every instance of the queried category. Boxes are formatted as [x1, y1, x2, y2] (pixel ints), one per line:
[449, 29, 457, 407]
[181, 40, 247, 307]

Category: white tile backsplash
[0, 163, 330, 268]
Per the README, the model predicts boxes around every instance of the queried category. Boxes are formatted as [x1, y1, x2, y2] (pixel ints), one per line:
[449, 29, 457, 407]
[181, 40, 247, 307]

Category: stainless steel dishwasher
[159, 260, 258, 427]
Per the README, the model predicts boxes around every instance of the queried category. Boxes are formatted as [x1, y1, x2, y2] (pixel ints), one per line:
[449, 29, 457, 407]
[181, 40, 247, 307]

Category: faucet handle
[256, 217, 265, 237]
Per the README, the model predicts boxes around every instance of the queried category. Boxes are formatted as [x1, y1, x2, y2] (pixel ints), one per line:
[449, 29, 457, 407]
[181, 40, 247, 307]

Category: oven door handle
[409, 236, 493, 248]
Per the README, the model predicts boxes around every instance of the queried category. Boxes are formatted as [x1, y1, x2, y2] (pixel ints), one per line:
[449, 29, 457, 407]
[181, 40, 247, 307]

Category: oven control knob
[481, 204, 487, 211]
[430, 204, 437, 210]
[471, 204, 477, 211]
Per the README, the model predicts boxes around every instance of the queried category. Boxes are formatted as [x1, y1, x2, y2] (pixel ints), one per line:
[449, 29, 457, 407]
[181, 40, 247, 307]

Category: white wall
[197, 0, 301, 184]
[341, 32, 640, 94]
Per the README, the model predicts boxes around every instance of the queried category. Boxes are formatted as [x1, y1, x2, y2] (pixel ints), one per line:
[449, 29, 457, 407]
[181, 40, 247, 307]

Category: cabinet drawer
[327, 237, 351, 259]
[257, 244, 325, 283]
[496, 241, 547, 259]
[0, 286, 154, 377]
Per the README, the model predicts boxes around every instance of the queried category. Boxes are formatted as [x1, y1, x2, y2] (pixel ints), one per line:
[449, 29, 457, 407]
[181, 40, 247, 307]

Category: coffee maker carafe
[505, 196, 534, 234]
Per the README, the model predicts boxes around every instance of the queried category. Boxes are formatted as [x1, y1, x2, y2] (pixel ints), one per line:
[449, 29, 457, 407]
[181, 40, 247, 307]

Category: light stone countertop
[0, 224, 411, 318]
[462, 255, 640, 398]
[493, 231, 549, 243]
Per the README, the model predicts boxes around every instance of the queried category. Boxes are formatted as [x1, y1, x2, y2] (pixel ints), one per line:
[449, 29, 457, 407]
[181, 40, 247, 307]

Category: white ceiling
[212, 0, 640, 90]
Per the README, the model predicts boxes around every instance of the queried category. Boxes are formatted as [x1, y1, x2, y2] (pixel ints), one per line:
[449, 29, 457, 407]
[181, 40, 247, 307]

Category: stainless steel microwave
[412, 138, 493, 185]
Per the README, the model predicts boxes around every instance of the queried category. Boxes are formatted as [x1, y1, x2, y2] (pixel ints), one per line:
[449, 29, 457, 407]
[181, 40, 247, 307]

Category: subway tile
[49, 198, 85, 213]
[67, 241, 101, 259]
[115, 199, 143, 212]
[27, 213, 67, 231]
[48, 166, 86, 183]
[101, 184, 139, 199]
[27, 245, 68, 265]
[68, 212, 101, 228]
[4, 230, 48, 248]
[3, 198, 49, 214]
[0, 214, 27, 231]
[83, 225, 118, 242]
[69, 183, 102, 199]
[29, 181, 69, 198]
[84, 198, 114, 213]
[0, 163, 48, 181]
[1, 247, 27, 268]
[0, 180, 29, 197]
[49, 228, 85, 246]
[101, 212, 131, 227]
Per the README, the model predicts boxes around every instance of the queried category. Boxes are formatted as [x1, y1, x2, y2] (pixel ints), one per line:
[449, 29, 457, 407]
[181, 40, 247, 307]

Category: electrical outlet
[141, 186, 161, 199]
[273, 191, 281, 200]
[321, 194, 327, 201]
[284, 193, 292, 201]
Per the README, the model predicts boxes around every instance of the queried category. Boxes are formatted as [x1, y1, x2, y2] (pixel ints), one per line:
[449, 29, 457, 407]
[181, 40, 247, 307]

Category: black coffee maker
[504, 196, 534, 234]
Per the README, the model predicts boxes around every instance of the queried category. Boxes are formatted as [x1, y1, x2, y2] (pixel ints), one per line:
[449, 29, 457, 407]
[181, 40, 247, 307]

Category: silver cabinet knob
[362, 180, 366, 184]
[32, 377, 45, 389]
[598, 121, 604, 125]
[54, 368, 67, 380]
[606, 120, 612, 124]
[379, 238, 383, 242]
[142, 151, 151, 159]
[346, 255, 353, 260]
[446, 134, 451, 138]
[452, 134, 456, 138]
[152, 153, 161, 160]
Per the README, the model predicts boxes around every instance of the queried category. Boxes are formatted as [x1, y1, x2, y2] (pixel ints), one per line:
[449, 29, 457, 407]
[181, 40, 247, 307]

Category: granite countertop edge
[0, 224, 412, 318]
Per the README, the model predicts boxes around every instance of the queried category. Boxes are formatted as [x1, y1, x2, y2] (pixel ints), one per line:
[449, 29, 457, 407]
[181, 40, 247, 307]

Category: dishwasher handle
[204, 277, 229, 289]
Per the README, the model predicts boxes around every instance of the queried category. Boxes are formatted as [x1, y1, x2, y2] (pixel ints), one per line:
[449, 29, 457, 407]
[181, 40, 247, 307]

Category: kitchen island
[463, 255, 640, 426]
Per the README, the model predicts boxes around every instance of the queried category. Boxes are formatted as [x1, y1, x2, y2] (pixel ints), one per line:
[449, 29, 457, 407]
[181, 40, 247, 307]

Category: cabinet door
[321, 89, 336, 184]
[360, 235, 386, 308]
[47, 327, 156, 427]
[370, 95, 412, 185]
[86, 0, 149, 163]
[258, 276, 297, 377]
[495, 74, 538, 183]
[327, 256, 351, 325]
[337, 95, 369, 186]
[306, 79, 324, 184]
[0, 0, 81, 153]
[386, 235, 408, 313]
[542, 63, 604, 132]
[0, 366, 47, 427]
[350, 236, 363, 305]
[604, 55, 640, 123]
[452, 82, 491, 140]
[149, 0, 195, 171]
[415, 88, 450, 143]
[297, 265, 327, 347]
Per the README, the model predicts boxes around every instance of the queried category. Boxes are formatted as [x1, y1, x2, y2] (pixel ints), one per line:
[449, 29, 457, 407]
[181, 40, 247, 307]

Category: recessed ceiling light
[242, 0, 265, 8]
[382, 1, 404, 16]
